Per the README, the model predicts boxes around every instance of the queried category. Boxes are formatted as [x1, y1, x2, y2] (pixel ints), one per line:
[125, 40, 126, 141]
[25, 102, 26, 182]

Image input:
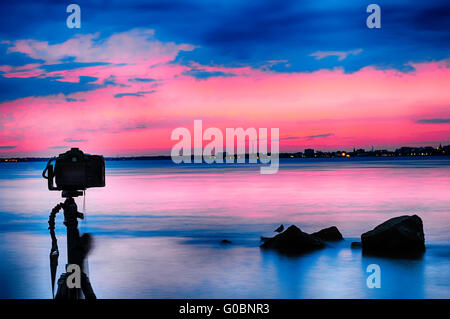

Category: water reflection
[360, 254, 426, 298]
[0, 158, 449, 242]
[0, 158, 449, 298]
[0, 232, 449, 298]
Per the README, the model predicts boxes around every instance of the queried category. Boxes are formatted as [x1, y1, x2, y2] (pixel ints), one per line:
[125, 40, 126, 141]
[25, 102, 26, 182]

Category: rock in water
[274, 224, 284, 233]
[260, 236, 271, 243]
[351, 242, 362, 249]
[220, 239, 232, 244]
[261, 225, 325, 254]
[311, 226, 343, 241]
[361, 215, 425, 253]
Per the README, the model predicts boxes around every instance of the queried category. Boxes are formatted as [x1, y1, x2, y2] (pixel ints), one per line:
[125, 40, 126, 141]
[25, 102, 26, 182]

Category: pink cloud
[7, 29, 195, 65]
[310, 49, 363, 61]
[0, 30, 449, 156]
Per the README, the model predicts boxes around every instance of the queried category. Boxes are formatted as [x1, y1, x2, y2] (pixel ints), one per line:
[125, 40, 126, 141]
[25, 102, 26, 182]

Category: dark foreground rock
[220, 239, 232, 244]
[261, 225, 325, 254]
[351, 242, 362, 249]
[361, 215, 425, 254]
[311, 226, 343, 241]
[260, 236, 271, 243]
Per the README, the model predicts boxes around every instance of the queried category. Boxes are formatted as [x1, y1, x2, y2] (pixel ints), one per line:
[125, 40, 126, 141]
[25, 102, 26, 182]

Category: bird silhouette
[274, 224, 284, 233]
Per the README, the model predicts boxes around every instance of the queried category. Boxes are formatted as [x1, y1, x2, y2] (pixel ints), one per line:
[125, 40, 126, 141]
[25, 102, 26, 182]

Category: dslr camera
[43, 148, 105, 192]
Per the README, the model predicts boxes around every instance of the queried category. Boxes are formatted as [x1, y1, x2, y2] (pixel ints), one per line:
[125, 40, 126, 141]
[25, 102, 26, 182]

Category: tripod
[48, 190, 96, 299]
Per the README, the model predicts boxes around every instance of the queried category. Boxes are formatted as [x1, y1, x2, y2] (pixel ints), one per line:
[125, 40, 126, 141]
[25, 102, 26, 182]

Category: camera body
[43, 148, 105, 191]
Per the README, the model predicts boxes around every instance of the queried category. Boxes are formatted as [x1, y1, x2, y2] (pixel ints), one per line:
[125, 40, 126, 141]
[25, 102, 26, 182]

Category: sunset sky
[0, 0, 449, 157]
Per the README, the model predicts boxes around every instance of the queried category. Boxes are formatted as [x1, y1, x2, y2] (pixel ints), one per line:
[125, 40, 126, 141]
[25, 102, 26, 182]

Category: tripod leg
[53, 198, 97, 299]
[55, 273, 67, 299]
[81, 272, 97, 299]
[55, 272, 96, 299]
[55, 272, 81, 299]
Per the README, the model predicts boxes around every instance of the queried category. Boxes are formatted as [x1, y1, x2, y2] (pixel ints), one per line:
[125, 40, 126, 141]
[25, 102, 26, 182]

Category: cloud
[79, 76, 98, 84]
[280, 136, 301, 140]
[41, 62, 111, 72]
[111, 122, 152, 133]
[310, 49, 363, 61]
[66, 98, 86, 102]
[69, 119, 180, 135]
[417, 118, 450, 123]
[129, 78, 157, 83]
[48, 145, 68, 149]
[64, 138, 87, 143]
[1, 1, 449, 74]
[0, 55, 449, 156]
[0, 2, 447, 158]
[182, 69, 237, 80]
[281, 133, 333, 140]
[0, 29, 197, 101]
[0, 145, 17, 150]
[306, 133, 334, 139]
[114, 90, 156, 98]
[0, 76, 104, 102]
[6, 29, 195, 65]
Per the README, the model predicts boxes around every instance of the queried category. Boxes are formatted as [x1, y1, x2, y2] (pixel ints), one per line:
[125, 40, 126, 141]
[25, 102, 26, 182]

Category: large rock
[260, 236, 271, 243]
[351, 242, 362, 249]
[361, 215, 425, 254]
[311, 226, 343, 241]
[261, 225, 325, 254]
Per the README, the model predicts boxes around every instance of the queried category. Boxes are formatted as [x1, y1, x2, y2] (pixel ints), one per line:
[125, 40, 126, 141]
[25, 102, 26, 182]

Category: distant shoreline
[1, 153, 450, 163]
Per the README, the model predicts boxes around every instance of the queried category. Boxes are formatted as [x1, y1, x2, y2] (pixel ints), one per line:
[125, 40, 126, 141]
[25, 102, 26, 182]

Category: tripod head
[62, 190, 84, 198]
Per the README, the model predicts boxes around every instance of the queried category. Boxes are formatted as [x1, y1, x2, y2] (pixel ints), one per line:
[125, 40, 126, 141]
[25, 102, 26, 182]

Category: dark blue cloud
[114, 90, 155, 98]
[0, 43, 44, 67]
[65, 97, 86, 102]
[129, 78, 157, 82]
[417, 119, 450, 124]
[182, 69, 236, 80]
[0, 0, 449, 74]
[307, 133, 333, 139]
[41, 62, 110, 72]
[78, 76, 98, 83]
[281, 133, 334, 141]
[48, 145, 68, 149]
[0, 75, 103, 102]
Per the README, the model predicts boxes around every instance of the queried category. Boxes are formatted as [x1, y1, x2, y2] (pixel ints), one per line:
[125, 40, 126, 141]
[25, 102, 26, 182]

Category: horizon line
[1, 144, 449, 160]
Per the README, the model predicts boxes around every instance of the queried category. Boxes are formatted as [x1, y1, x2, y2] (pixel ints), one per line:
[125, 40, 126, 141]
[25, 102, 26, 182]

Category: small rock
[261, 225, 325, 254]
[274, 224, 284, 233]
[220, 239, 232, 244]
[361, 215, 425, 254]
[311, 226, 343, 241]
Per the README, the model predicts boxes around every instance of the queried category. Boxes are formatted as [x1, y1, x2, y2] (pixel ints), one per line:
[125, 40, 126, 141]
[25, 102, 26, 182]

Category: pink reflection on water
[0, 160, 449, 242]
[83, 160, 450, 241]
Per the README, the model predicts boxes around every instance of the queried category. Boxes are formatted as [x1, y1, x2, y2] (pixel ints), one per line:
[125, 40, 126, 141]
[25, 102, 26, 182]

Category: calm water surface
[0, 158, 449, 298]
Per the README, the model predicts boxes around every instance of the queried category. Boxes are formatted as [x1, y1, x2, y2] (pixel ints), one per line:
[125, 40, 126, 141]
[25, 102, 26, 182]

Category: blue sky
[0, 1, 449, 156]
[1, 0, 449, 73]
